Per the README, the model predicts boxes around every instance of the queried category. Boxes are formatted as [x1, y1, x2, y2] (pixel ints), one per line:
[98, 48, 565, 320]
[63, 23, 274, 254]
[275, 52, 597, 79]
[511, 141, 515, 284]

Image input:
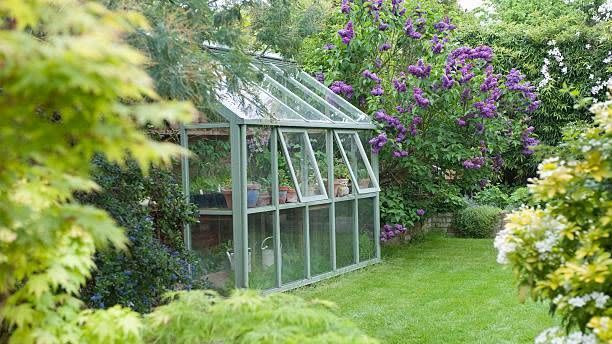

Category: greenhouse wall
[181, 123, 380, 292]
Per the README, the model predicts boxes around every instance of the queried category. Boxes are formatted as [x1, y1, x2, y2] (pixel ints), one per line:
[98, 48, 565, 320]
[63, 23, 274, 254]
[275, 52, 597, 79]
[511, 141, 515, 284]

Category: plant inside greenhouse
[1, 0, 610, 343]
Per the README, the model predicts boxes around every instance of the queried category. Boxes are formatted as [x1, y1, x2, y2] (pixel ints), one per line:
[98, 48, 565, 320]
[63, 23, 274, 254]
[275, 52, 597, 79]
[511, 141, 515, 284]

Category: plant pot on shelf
[247, 183, 261, 208]
[358, 178, 370, 189]
[256, 191, 272, 206]
[286, 187, 298, 203]
[222, 188, 232, 209]
[278, 186, 290, 204]
[334, 178, 350, 197]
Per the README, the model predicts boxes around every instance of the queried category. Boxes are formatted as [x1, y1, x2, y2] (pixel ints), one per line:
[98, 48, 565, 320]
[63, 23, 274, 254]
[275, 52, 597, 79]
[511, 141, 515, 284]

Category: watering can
[226, 248, 252, 272]
[261, 236, 275, 268]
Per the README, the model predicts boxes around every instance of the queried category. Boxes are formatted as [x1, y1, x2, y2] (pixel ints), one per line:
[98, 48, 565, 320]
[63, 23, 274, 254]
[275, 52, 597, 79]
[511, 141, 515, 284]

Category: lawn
[293, 234, 556, 344]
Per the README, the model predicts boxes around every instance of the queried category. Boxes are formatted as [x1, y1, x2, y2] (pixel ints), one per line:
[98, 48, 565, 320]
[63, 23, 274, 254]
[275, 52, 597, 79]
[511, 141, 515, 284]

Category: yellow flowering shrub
[495, 101, 611, 343]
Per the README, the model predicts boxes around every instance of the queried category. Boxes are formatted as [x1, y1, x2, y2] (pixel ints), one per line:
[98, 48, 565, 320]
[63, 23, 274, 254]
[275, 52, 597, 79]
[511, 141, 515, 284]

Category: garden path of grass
[293, 234, 555, 344]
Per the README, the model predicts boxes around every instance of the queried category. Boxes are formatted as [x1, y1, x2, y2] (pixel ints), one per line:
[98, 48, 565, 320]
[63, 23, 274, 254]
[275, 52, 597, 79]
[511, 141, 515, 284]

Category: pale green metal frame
[181, 122, 380, 292]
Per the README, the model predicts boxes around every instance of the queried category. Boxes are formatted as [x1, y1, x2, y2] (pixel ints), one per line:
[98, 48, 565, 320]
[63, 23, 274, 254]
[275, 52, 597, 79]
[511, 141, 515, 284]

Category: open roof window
[334, 131, 379, 194]
[278, 129, 328, 202]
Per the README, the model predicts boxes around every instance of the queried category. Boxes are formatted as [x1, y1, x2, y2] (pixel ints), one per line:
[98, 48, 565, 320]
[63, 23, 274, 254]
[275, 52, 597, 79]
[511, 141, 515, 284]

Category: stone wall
[415, 212, 507, 237]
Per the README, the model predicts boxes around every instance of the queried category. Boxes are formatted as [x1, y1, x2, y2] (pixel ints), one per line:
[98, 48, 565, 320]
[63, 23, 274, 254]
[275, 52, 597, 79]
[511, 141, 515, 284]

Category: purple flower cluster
[341, 0, 351, 14]
[379, 22, 389, 31]
[374, 110, 408, 143]
[369, 132, 388, 153]
[480, 65, 499, 92]
[324, 43, 335, 50]
[363, 69, 384, 96]
[506, 69, 540, 113]
[393, 78, 407, 93]
[338, 21, 354, 45]
[409, 116, 422, 136]
[407, 59, 432, 79]
[404, 18, 422, 39]
[379, 42, 392, 51]
[380, 224, 407, 242]
[463, 156, 485, 169]
[363, 69, 382, 83]
[393, 150, 409, 157]
[413, 87, 430, 108]
[430, 35, 447, 54]
[330, 80, 354, 99]
[443, 46, 493, 89]
[391, 0, 405, 16]
[416, 208, 426, 216]
[433, 16, 456, 32]
[521, 126, 539, 156]
[314, 72, 324, 83]
[491, 154, 504, 172]
[474, 98, 497, 118]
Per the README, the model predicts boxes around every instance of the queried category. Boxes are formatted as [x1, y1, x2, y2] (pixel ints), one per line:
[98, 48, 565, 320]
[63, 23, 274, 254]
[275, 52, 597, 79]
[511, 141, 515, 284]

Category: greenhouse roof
[212, 52, 374, 129]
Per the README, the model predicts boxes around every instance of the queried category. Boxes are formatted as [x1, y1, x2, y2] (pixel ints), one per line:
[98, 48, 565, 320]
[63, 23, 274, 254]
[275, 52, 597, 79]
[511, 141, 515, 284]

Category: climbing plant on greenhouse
[494, 100, 611, 343]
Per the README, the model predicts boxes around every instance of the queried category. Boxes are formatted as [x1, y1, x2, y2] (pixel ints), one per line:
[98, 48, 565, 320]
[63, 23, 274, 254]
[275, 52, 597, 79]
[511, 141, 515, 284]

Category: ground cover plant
[300, 0, 541, 228]
[294, 234, 556, 344]
[495, 101, 611, 343]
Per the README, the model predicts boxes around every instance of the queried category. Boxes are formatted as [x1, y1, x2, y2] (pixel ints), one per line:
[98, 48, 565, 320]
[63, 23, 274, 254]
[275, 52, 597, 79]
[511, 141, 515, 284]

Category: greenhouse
[180, 55, 381, 291]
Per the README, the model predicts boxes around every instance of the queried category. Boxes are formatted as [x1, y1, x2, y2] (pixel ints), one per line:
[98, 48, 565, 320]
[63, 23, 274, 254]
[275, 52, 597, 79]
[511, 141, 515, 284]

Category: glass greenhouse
[180, 54, 380, 291]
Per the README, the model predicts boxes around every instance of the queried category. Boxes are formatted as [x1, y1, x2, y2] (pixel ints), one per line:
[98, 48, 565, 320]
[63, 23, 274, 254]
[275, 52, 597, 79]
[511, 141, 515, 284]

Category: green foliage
[473, 185, 510, 209]
[0, 0, 194, 342]
[78, 157, 203, 313]
[507, 187, 531, 209]
[454, 206, 503, 238]
[495, 101, 612, 342]
[144, 290, 378, 343]
[248, 0, 329, 58]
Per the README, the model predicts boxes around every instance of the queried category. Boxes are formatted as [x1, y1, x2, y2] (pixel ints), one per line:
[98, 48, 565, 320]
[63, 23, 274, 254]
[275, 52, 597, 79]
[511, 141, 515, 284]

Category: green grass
[293, 234, 555, 344]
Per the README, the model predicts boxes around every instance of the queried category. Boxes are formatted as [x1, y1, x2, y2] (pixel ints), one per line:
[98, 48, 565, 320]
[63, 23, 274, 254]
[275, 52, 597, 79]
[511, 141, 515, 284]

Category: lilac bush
[301, 1, 539, 207]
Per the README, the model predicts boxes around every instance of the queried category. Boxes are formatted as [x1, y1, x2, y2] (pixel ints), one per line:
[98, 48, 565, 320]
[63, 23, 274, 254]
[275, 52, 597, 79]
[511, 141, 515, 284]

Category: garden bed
[293, 234, 555, 344]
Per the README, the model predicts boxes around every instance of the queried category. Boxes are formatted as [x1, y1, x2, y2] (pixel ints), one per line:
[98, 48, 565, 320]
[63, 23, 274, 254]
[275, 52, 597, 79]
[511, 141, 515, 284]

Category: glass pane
[333, 140, 353, 198]
[248, 212, 276, 290]
[256, 62, 352, 123]
[188, 129, 231, 209]
[358, 198, 376, 262]
[280, 208, 305, 284]
[335, 200, 355, 268]
[308, 130, 329, 195]
[337, 132, 375, 191]
[217, 81, 303, 121]
[273, 63, 370, 123]
[278, 147, 299, 204]
[259, 76, 330, 122]
[309, 204, 332, 276]
[247, 126, 272, 208]
[281, 131, 325, 199]
[191, 215, 234, 291]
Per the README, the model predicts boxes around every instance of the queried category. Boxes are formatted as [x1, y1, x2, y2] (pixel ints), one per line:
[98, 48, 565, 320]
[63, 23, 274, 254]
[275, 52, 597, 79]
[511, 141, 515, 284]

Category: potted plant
[357, 169, 371, 189]
[190, 176, 225, 208]
[333, 161, 351, 197]
[255, 178, 271, 206]
[221, 177, 233, 209]
[246, 182, 261, 208]
[278, 163, 291, 204]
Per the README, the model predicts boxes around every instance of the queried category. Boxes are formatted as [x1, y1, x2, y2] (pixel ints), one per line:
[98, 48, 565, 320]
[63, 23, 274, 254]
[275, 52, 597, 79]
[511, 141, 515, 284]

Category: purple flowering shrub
[301, 0, 540, 223]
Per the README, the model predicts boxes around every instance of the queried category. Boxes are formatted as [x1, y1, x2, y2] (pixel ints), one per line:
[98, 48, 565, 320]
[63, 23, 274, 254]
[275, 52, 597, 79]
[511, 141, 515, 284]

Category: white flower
[561, 66, 568, 74]
[589, 74, 594, 80]
[494, 227, 516, 264]
[553, 294, 563, 304]
[585, 44, 591, 49]
[589, 292, 609, 309]
[568, 296, 588, 308]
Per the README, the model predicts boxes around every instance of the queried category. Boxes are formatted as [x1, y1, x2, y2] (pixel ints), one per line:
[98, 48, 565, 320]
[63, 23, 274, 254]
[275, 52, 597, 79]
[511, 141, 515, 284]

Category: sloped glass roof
[213, 55, 374, 129]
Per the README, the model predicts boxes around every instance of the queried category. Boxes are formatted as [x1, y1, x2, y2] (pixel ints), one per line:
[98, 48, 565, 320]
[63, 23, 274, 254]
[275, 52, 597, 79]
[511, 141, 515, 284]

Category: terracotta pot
[278, 186, 290, 204]
[286, 187, 298, 203]
[222, 189, 232, 208]
[334, 178, 350, 197]
[256, 191, 272, 206]
[358, 178, 370, 189]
